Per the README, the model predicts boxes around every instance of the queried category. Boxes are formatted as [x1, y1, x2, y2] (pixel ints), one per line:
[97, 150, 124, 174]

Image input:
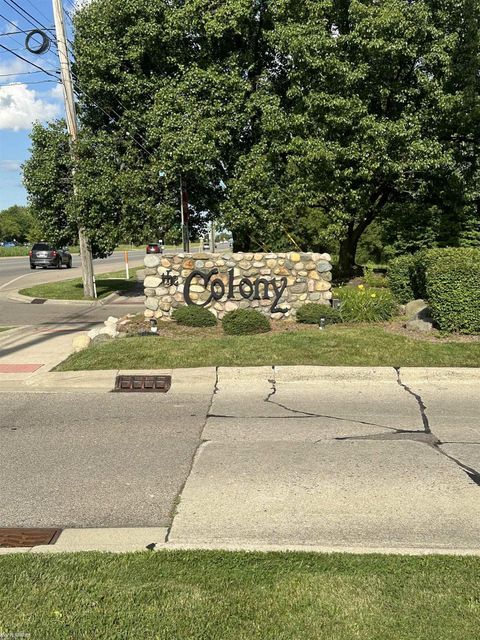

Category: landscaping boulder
[72, 334, 91, 352]
[405, 319, 433, 333]
[405, 299, 428, 320]
[92, 333, 113, 345]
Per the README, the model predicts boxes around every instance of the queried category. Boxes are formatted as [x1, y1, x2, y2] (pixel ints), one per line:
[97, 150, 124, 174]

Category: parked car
[29, 243, 72, 269]
[146, 243, 163, 254]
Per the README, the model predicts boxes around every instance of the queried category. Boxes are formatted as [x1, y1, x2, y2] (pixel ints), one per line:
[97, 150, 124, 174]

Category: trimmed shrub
[335, 285, 397, 322]
[424, 248, 480, 334]
[172, 305, 217, 327]
[222, 309, 271, 335]
[387, 255, 417, 303]
[296, 303, 342, 325]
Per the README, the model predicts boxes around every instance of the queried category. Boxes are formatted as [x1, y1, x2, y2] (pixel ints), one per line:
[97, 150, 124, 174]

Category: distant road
[0, 244, 231, 292]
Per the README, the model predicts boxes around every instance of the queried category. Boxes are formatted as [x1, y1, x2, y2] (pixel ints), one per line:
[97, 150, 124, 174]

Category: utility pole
[209, 219, 215, 253]
[52, 0, 96, 298]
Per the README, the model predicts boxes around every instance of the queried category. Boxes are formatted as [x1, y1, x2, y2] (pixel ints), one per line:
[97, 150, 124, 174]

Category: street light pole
[52, 0, 96, 298]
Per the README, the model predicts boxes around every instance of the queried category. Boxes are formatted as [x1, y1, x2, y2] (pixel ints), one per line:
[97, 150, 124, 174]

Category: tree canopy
[23, 0, 479, 271]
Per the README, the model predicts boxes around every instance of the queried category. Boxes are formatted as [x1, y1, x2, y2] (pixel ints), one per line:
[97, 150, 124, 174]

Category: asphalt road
[1, 366, 480, 553]
[0, 244, 228, 327]
[0, 250, 146, 291]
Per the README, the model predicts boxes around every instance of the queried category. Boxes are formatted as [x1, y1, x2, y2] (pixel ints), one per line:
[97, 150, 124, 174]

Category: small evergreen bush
[222, 309, 271, 335]
[296, 303, 342, 324]
[172, 305, 217, 327]
[335, 286, 397, 322]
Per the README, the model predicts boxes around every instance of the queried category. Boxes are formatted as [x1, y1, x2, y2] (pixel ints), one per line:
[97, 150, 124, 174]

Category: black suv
[29, 243, 73, 269]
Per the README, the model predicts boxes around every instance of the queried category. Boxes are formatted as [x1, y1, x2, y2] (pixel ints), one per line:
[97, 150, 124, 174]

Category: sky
[0, 0, 82, 210]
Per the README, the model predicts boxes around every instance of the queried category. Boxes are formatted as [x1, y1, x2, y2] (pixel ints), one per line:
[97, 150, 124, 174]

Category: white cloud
[0, 84, 61, 131]
[50, 83, 64, 100]
[0, 160, 21, 171]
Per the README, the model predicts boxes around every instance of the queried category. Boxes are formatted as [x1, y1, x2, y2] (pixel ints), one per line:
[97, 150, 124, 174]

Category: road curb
[1, 528, 480, 555]
[7, 289, 129, 307]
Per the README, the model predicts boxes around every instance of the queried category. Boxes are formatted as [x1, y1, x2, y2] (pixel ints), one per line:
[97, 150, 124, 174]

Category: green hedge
[296, 304, 342, 324]
[222, 309, 271, 335]
[424, 248, 480, 334]
[172, 305, 217, 327]
[388, 255, 417, 303]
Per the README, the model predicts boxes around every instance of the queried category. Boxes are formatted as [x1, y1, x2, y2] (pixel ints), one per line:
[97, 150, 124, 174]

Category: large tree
[24, 0, 479, 271]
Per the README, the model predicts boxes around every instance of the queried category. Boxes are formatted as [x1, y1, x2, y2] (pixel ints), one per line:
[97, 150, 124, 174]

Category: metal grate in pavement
[0, 528, 62, 548]
[30, 299, 47, 304]
[113, 375, 172, 393]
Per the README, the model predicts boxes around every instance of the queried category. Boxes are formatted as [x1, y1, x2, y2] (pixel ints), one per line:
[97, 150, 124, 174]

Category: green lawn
[57, 324, 480, 370]
[0, 551, 479, 639]
[19, 267, 140, 301]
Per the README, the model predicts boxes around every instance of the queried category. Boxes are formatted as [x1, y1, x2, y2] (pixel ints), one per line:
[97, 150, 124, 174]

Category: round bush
[222, 309, 271, 335]
[172, 305, 217, 327]
[296, 303, 342, 325]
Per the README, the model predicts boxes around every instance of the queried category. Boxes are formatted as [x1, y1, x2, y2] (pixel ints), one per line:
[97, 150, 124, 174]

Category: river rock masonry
[144, 252, 333, 320]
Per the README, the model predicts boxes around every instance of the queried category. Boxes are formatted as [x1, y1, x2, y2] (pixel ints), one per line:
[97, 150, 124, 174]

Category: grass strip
[57, 325, 480, 370]
[0, 550, 479, 640]
[19, 267, 141, 301]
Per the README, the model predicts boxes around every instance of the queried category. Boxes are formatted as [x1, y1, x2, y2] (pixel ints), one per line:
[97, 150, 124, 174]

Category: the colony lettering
[184, 268, 288, 314]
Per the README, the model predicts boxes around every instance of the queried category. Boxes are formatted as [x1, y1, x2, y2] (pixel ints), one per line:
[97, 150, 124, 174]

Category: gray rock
[406, 319, 433, 333]
[405, 299, 428, 320]
[144, 254, 160, 268]
[316, 261, 332, 273]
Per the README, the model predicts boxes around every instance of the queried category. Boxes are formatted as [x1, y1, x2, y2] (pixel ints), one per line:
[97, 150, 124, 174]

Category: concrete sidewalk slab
[169, 439, 480, 551]
[399, 368, 480, 442]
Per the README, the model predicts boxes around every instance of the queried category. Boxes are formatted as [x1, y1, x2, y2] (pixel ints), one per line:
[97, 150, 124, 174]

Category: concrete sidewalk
[1, 365, 480, 555]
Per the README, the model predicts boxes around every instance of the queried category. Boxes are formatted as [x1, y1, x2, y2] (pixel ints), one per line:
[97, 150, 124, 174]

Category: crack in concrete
[261, 371, 399, 431]
[394, 367, 431, 434]
[335, 368, 480, 488]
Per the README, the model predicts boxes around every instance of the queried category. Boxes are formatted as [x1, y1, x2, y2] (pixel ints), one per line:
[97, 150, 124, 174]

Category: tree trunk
[337, 227, 361, 279]
[78, 226, 96, 298]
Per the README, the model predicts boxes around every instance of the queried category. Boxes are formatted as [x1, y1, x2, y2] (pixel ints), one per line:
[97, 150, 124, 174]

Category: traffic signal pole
[52, 0, 96, 298]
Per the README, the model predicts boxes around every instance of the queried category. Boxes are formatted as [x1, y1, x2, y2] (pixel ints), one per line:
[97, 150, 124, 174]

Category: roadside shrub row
[388, 248, 480, 334]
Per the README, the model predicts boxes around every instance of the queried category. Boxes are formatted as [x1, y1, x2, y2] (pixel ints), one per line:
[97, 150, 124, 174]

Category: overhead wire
[0, 41, 60, 78]
[2, 0, 50, 31]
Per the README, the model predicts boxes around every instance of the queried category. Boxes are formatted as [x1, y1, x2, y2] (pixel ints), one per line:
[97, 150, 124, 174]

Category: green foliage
[362, 265, 390, 289]
[23, 122, 78, 249]
[22, 1, 479, 270]
[424, 249, 480, 334]
[296, 304, 342, 325]
[222, 309, 271, 335]
[336, 286, 397, 323]
[388, 255, 418, 303]
[172, 305, 217, 327]
[0, 205, 36, 243]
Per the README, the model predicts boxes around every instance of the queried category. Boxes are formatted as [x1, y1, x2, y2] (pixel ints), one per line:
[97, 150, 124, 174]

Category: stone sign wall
[143, 252, 332, 320]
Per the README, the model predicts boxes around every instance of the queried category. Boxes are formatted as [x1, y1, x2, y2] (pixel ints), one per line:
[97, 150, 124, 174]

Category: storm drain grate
[0, 528, 62, 548]
[114, 375, 172, 393]
[30, 298, 47, 304]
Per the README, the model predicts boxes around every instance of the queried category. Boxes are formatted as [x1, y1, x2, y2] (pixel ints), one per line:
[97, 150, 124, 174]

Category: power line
[0, 78, 59, 86]
[2, 0, 49, 31]
[0, 69, 45, 76]
[0, 41, 59, 78]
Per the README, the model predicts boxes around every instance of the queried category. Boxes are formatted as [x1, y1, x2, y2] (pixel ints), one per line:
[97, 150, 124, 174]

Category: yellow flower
[358, 284, 365, 290]
[371, 293, 377, 298]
